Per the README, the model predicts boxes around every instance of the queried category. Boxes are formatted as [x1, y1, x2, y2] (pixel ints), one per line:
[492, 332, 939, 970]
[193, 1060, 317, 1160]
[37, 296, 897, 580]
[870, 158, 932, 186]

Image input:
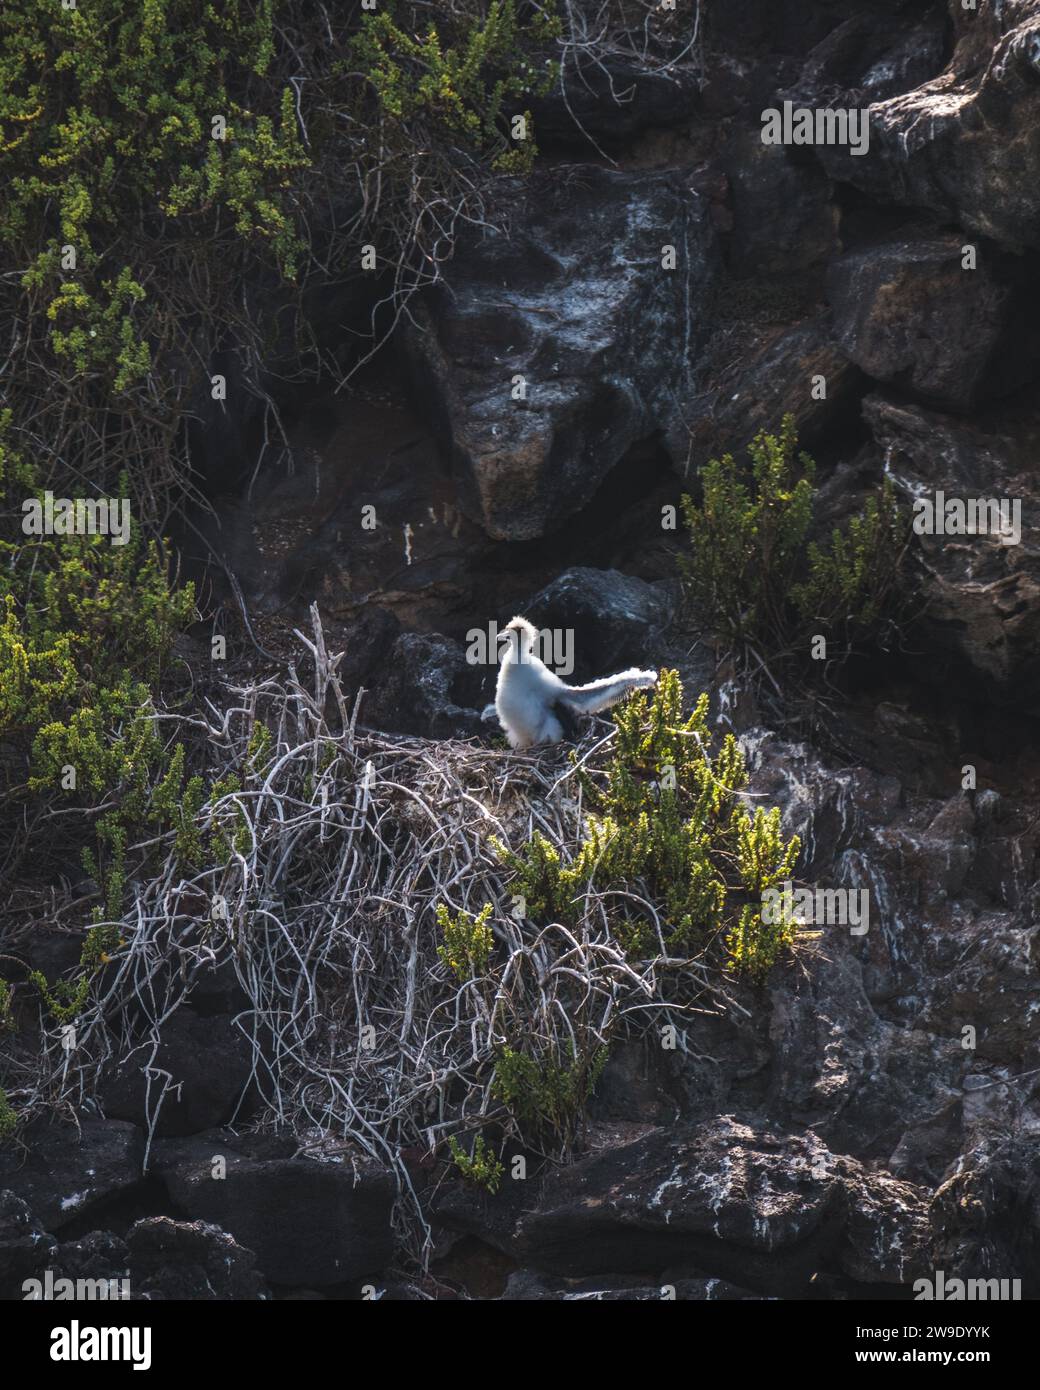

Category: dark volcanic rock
[800, 1, 1040, 250]
[366, 632, 485, 738]
[437, 1071, 939, 1296]
[163, 1154, 394, 1286]
[708, 0, 936, 59]
[929, 1135, 1040, 1298]
[181, 956, 251, 1017]
[740, 730, 903, 879]
[99, 1008, 256, 1138]
[5, 925, 86, 984]
[52, 1229, 129, 1279]
[338, 606, 402, 699]
[889, 1100, 966, 1188]
[864, 394, 1040, 701]
[828, 235, 1040, 410]
[724, 131, 839, 276]
[0, 1119, 144, 1232]
[586, 1039, 680, 1127]
[0, 1190, 57, 1298]
[672, 316, 863, 475]
[522, 567, 677, 675]
[126, 1216, 269, 1300]
[501, 1268, 759, 1301]
[18, 1217, 269, 1300]
[401, 167, 718, 540]
[786, 8, 950, 109]
[530, 56, 702, 148]
[911, 907, 1040, 1065]
[511, 1117, 929, 1292]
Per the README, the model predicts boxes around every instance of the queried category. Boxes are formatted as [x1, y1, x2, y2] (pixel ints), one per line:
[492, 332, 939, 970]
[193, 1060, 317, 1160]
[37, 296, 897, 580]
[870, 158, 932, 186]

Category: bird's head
[499, 615, 538, 658]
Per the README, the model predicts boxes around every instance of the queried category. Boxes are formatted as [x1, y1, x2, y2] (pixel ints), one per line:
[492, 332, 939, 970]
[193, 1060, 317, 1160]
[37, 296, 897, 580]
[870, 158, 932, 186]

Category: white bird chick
[484, 616, 657, 749]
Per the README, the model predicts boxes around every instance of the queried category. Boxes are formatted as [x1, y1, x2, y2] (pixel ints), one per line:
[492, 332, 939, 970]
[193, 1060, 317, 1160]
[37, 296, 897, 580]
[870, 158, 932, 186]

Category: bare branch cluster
[11, 607, 736, 1265]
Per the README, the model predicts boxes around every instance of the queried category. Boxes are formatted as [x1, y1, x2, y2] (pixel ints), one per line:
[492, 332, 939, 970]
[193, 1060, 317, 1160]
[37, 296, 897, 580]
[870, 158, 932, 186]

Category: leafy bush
[492, 1043, 608, 1150]
[0, 1089, 17, 1142]
[790, 491, 906, 636]
[0, 441, 198, 1014]
[349, 1, 560, 178]
[0, 0, 306, 338]
[448, 1133, 504, 1193]
[679, 416, 907, 665]
[0, 430, 194, 800]
[0, 0, 562, 519]
[28, 923, 121, 1025]
[0, 0, 315, 520]
[498, 669, 801, 979]
[0, 424, 242, 1012]
[436, 902, 494, 981]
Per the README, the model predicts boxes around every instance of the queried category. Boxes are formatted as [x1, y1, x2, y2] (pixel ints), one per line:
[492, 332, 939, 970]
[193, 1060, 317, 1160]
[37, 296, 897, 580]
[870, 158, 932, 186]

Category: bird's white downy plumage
[487, 616, 657, 749]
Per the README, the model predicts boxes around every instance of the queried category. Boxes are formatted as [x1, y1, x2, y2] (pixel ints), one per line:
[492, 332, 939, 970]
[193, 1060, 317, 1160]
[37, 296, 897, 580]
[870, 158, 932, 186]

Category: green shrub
[28, 923, 121, 1025]
[350, 1, 560, 178]
[0, 525, 193, 797]
[790, 487, 905, 635]
[0, 978, 13, 1032]
[0, 1, 561, 520]
[0, 1089, 17, 1142]
[0, 435, 195, 799]
[448, 1133, 504, 1193]
[497, 669, 801, 977]
[679, 416, 907, 665]
[492, 1043, 607, 1149]
[0, 423, 249, 943]
[0, 0, 307, 383]
[436, 902, 494, 981]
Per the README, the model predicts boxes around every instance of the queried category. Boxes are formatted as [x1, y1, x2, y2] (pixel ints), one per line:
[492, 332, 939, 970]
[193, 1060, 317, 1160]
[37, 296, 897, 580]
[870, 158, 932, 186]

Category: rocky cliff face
[3, 0, 1039, 1301]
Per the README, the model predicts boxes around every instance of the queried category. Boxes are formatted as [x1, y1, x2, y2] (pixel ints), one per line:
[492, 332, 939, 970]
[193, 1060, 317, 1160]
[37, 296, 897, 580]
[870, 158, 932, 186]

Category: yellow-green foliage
[492, 1043, 608, 1148]
[680, 416, 815, 647]
[680, 416, 906, 660]
[28, 923, 121, 1025]
[246, 721, 273, 771]
[498, 669, 801, 978]
[0, 520, 193, 782]
[150, 744, 208, 867]
[0, 979, 13, 1032]
[0, 533, 192, 800]
[790, 483, 904, 633]
[448, 1133, 504, 1194]
[726, 808, 802, 981]
[0, 1, 563, 525]
[0, 408, 35, 500]
[0, 428, 240, 938]
[0, 0, 307, 389]
[0, 1088, 17, 1141]
[436, 902, 494, 980]
[350, 0, 560, 177]
[0, 437, 195, 802]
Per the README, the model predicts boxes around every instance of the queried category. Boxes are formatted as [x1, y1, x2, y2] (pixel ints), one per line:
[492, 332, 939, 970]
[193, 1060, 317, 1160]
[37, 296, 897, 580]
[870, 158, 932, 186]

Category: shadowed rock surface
[400, 167, 719, 540]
